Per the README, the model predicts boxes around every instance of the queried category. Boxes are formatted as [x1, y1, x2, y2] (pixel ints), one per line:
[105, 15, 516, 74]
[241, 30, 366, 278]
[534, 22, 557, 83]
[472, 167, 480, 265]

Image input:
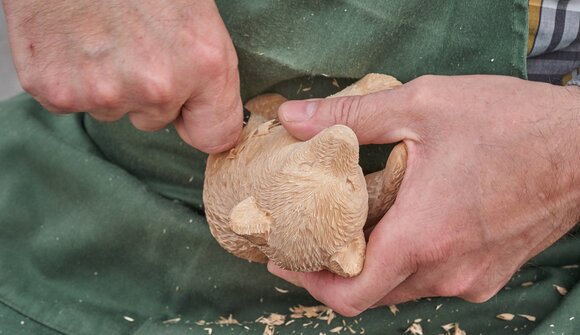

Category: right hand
[2, 0, 242, 153]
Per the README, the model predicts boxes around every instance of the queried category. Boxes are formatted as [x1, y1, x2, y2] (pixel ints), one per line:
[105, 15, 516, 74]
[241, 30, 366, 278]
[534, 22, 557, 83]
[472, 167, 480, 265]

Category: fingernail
[281, 100, 319, 122]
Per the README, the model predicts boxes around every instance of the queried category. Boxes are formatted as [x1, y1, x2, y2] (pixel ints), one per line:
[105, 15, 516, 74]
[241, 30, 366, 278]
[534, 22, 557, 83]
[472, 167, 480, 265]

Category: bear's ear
[327, 233, 366, 277]
[230, 196, 271, 246]
[306, 125, 360, 175]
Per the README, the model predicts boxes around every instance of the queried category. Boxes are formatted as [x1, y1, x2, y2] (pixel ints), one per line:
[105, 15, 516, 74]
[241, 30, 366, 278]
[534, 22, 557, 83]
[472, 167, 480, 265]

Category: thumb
[278, 89, 418, 144]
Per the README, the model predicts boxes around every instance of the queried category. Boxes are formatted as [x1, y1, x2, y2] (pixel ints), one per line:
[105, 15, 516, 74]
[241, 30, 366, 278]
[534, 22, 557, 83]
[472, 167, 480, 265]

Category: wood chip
[518, 314, 536, 322]
[496, 313, 515, 321]
[554, 285, 568, 296]
[275, 287, 289, 294]
[436, 304, 443, 311]
[204, 327, 213, 335]
[388, 304, 399, 316]
[302, 87, 312, 92]
[405, 322, 423, 335]
[332, 79, 340, 88]
[162, 317, 181, 324]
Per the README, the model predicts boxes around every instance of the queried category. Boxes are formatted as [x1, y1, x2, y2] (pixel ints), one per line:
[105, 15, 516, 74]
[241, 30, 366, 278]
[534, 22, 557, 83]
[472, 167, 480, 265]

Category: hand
[269, 75, 580, 316]
[2, 0, 242, 153]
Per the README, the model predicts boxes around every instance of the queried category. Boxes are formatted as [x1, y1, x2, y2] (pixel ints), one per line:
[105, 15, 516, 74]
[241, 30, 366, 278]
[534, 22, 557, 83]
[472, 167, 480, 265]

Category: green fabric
[3, 1, 574, 335]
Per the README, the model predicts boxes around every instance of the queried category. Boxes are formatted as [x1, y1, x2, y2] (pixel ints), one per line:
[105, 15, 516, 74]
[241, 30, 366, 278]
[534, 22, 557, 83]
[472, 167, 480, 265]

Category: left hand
[269, 75, 580, 317]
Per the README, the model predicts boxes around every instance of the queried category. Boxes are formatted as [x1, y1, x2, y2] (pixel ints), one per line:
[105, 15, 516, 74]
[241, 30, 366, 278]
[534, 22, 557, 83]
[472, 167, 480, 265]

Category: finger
[268, 214, 417, 317]
[277, 87, 421, 144]
[179, 69, 243, 154]
[128, 106, 180, 132]
[174, 115, 195, 147]
[88, 111, 126, 122]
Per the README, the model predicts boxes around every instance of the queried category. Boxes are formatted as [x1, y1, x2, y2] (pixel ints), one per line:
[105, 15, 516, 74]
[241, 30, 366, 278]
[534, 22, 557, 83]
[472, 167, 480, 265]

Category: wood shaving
[216, 314, 241, 326]
[289, 305, 329, 319]
[561, 264, 579, 269]
[204, 327, 213, 335]
[496, 313, 515, 321]
[436, 304, 443, 311]
[453, 323, 467, 335]
[123, 316, 135, 322]
[257, 313, 286, 326]
[521, 281, 534, 287]
[518, 314, 536, 322]
[263, 325, 275, 335]
[442, 323, 455, 331]
[254, 120, 279, 136]
[285, 319, 295, 326]
[162, 317, 181, 324]
[196, 320, 206, 326]
[388, 304, 399, 316]
[405, 322, 423, 335]
[329, 326, 343, 333]
[441, 322, 466, 335]
[318, 308, 336, 325]
[275, 287, 289, 294]
[332, 79, 340, 88]
[302, 87, 312, 92]
[554, 285, 568, 296]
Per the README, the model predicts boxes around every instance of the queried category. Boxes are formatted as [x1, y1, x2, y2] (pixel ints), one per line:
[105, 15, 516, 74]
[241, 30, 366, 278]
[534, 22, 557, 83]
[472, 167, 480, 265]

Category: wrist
[553, 85, 580, 222]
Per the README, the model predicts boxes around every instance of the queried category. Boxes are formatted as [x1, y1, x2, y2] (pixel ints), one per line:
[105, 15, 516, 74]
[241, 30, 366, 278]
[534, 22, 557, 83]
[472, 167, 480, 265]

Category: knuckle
[432, 273, 478, 298]
[140, 72, 174, 105]
[329, 95, 363, 129]
[19, 73, 36, 94]
[92, 83, 121, 108]
[196, 42, 235, 77]
[46, 88, 78, 111]
[404, 75, 438, 110]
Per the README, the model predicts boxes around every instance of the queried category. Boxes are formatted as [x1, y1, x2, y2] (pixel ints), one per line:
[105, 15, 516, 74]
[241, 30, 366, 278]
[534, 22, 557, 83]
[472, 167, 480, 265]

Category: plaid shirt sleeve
[527, 0, 580, 85]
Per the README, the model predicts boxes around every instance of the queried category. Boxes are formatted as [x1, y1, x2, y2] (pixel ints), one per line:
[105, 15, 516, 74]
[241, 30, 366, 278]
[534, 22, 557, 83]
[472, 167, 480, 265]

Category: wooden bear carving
[203, 74, 407, 277]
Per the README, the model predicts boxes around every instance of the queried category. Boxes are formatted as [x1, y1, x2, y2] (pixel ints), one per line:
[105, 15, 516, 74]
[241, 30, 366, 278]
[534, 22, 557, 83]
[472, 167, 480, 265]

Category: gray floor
[0, 6, 23, 100]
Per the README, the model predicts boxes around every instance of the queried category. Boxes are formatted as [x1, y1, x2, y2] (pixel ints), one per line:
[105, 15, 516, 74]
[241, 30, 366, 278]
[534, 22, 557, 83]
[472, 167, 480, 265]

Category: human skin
[270, 75, 580, 317]
[1, 0, 242, 153]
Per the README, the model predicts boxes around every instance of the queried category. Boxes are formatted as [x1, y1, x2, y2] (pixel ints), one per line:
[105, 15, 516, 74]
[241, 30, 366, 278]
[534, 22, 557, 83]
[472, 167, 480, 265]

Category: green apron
[2, 1, 578, 334]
